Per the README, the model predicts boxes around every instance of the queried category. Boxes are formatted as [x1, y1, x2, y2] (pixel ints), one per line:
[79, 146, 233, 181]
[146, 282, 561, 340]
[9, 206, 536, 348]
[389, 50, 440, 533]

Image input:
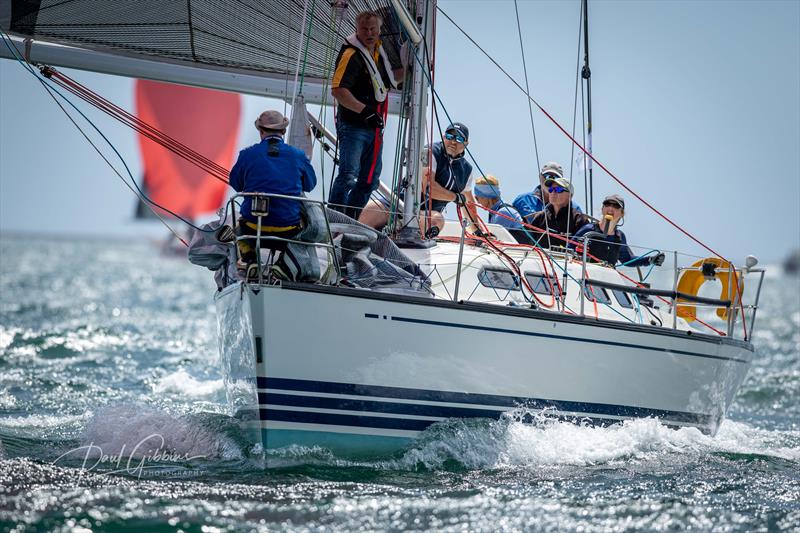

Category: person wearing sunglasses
[571, 195, 665, 267]
[359, 123, 480, 238]
[512, 161, 583, 223]
[528, 176, 591, 249]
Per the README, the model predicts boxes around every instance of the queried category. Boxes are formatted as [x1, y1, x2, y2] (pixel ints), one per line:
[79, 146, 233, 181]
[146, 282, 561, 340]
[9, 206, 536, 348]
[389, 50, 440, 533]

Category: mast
[581, 0, 594, 215]
[397, 0, 435, 243]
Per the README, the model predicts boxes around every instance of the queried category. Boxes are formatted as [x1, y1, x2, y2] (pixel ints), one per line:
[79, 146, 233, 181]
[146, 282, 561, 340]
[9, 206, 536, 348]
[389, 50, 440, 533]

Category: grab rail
[227, 192, 339, 285]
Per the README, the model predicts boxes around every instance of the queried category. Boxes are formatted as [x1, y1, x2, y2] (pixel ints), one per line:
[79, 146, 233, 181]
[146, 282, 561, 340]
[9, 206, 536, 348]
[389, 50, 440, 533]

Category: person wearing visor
[473, 174, 522, 229]
[229, 110, 317, 270]
[572, 194, 665, 267]
[359, 123, 480, 238]
[528, 176, 590, 249]
[512, 162, 582, 223]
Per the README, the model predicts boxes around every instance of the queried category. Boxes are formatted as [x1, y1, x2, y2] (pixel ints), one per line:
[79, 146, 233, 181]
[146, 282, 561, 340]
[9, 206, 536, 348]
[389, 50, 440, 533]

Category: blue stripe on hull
[263, 428, 411, 457]
[259, 393, 504, 419]
[264, 408, 433, 431]
[258, 377, 713, 425]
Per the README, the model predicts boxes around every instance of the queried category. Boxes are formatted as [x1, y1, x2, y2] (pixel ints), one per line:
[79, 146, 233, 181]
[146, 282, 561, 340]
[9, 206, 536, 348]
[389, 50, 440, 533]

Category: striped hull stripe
[257, 377, 715, 426]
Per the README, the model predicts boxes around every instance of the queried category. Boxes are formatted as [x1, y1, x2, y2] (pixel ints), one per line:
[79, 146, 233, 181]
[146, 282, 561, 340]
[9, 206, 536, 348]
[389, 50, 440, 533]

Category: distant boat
[134, 79, 241, 251]
[783, 249, 800, 275]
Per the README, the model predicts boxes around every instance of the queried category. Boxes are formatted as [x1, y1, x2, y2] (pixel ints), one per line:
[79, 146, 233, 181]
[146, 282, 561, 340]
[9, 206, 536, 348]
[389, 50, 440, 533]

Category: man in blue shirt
[513, 161, 582, 223]
[473, 174, 522, 229]
[229, 110, 317, 267]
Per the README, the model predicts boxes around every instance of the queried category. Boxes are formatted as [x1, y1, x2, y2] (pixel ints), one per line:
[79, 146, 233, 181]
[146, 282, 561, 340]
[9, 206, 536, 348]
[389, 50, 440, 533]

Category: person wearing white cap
[473, 175, 522, 229]
[229, 110, 317, 269]
[572, 194, 665, 267]
[528, 175, 590, 249]
[512, 162, 582, 223]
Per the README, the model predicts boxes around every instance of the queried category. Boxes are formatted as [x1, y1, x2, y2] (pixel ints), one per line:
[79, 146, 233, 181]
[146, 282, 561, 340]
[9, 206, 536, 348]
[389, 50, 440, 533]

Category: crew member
[229, 110, 317, 269]
[572, 194, 665, 267]
[359, 123, 481, 238]
[513, 162, 582, 223]
[529, 176, 590, 248]
[328, 11, 404, 219]
[473, 174, 522, 229]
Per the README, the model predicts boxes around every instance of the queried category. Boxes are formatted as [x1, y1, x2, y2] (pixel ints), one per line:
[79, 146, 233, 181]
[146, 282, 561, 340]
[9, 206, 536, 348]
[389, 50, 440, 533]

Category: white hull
[216, 280, 753, 455]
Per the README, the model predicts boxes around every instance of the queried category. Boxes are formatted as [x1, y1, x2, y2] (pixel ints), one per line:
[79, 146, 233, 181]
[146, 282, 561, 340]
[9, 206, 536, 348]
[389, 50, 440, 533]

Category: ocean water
[1, 235, 798, 532]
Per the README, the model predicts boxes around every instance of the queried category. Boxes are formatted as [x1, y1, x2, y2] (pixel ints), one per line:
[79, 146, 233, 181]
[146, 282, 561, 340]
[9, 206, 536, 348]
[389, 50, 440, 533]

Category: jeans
[328, 120, 383, 219]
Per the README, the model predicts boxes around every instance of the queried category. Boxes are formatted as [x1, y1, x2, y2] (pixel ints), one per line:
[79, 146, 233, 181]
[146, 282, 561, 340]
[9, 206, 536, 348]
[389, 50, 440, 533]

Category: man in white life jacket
[328, 11, 404, 220]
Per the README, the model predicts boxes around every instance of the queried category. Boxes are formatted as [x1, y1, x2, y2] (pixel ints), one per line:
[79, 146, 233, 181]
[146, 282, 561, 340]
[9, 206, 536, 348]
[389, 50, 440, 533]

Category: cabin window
[583, 284, 612, 304]
[524, 273, 554, 295]
[612, 289, 634, 309]
[478, 268, 519, 291]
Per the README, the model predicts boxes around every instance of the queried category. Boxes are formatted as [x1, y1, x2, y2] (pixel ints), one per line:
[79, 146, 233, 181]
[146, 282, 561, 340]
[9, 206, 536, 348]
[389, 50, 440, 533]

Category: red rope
[45, 68, 230, 184]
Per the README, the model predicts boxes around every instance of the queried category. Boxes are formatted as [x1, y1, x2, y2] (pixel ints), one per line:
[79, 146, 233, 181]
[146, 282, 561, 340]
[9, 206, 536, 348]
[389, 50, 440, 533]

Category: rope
[0, 31, 200, 242]
[290, 0, 311, 110]
[436, 6, 726, 261]
[437, 5, 750, 338]
[513, 0, 541, 172]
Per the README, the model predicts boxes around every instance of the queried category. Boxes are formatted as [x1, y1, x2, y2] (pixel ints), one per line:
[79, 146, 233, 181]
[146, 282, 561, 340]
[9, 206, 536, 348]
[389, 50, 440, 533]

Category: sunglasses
[603, 201, 622, 209]
[444, 132, 466, 143]
[548, 186, 569, 194]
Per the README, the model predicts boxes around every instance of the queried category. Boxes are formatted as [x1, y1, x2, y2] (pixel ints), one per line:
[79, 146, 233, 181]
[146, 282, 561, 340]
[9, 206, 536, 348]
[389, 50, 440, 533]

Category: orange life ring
[676, 258, 742, 322]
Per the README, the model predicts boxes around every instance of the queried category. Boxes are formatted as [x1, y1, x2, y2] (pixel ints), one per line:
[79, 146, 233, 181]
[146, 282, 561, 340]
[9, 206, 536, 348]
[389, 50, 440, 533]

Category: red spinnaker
[135, 80, 241, 220]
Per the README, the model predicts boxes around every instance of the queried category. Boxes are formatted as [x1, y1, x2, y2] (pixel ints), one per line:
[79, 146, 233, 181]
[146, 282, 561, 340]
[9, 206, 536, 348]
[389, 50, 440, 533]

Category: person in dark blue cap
[572, 194, 665, 267]
[359, 123, 481, 238]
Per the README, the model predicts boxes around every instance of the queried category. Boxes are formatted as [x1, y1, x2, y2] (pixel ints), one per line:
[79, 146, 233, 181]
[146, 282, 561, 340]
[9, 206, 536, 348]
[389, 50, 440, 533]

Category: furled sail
[2, 0, 404, 106]
[134, 80, 240, 220]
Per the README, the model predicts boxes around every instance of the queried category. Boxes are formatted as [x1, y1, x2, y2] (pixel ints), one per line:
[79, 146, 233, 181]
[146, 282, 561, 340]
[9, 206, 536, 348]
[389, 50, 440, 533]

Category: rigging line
[290, 0, 311, 110]
[569, 0, 584, 202]
[436, 5, 727, 261]
[46, 69, 230, 179]
[297, 0, 318, 93]
[1, 46, 193, 242]
[0, 32, 219, 235]
[513, 0, 541, 172]
[580, 47, 588, 212]
[564, 2, 586, 303]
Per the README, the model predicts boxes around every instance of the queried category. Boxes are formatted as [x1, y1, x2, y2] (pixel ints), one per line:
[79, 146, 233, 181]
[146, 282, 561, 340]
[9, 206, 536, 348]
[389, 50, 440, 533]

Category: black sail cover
[4, 0, 404, 81]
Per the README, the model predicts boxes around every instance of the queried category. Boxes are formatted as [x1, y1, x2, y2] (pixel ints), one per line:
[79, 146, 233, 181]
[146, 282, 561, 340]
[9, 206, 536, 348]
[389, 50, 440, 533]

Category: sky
[1, 0, 798, 264]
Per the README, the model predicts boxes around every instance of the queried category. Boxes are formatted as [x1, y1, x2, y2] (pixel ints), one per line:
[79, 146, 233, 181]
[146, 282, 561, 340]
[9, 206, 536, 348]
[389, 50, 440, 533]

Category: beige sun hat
[254, 110, 289, 131]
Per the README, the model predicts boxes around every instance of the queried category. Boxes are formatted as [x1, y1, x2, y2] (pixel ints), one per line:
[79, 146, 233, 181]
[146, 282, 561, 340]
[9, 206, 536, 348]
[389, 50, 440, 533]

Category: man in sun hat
[229, 109, 317, 270]
[512, 161, 582, 223]
[571, 194, 665, 267]
[528, 175, 590, 249]
[473, 174, 522, 229]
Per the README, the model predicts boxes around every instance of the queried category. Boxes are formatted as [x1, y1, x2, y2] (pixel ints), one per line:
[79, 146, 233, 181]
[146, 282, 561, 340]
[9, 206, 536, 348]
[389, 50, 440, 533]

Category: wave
[151, 369, 224, 398]
[78, 406, 243, 462]
[262, 409, 800, 472]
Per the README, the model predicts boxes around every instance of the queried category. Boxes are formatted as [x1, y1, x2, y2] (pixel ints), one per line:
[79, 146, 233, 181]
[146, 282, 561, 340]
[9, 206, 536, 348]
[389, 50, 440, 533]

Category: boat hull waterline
[216, 282, 753, 456]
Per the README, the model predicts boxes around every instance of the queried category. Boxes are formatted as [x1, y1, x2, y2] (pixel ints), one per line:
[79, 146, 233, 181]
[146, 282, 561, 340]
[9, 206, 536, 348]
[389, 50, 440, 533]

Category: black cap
[445, 122, 469, 141]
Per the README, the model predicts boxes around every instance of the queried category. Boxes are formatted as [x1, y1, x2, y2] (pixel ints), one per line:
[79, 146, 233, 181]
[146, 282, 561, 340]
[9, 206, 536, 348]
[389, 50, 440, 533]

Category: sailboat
[0, 1, 767, 456]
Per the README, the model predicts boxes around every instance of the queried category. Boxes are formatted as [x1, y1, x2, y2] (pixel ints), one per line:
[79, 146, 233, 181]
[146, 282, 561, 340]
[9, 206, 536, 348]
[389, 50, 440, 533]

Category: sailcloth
[134, 80, 241, 220]
[288, 95, 314, 160]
